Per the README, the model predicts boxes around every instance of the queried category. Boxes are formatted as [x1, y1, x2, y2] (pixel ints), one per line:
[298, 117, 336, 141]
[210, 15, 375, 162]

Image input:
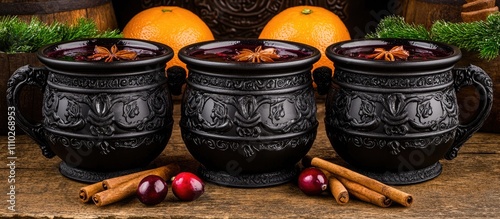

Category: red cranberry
[136, 175, 168, 205]
[298, 167, 328, 195]
[171, 172, 205, 201]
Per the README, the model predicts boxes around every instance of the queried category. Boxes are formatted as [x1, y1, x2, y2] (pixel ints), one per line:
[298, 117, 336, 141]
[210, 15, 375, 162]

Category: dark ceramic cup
[315, 38, 493, 185]
[6, 38, 184, 183]
[178, 39, 320, 187]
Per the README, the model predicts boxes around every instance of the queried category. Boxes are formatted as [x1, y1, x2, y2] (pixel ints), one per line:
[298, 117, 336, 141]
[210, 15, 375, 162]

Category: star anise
[87, 44, 137, 62]
[232, 45, 280, 63]
[366, 45, 410, 61]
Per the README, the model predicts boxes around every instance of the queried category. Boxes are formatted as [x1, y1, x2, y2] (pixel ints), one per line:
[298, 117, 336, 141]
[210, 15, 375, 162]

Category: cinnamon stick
[79, 182, 104, 203]
[303, 156, 413, 207]
[102, 164, 179, 190]
[336, 176, 392, 207]
[329, 176, 349, 204]
[92, 163, 180, 207]
[321, 170, 349, 204]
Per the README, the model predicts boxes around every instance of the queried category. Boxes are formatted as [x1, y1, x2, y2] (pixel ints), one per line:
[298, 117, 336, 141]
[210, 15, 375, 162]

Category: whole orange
[122, 6, 214, 70]
[259, 6, 351, 71]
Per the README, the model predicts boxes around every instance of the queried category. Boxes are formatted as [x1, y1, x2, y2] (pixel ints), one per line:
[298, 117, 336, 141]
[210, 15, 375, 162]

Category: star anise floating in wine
[88, 44, 138, 62]
[366, 45, 410, 61]
[232, 45, 281, 63]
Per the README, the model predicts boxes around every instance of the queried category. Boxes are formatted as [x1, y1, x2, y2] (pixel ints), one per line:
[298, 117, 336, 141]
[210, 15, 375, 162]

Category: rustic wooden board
[1, 103, 499, 218]
[0, 0, 117, 31]
[400, 0, 464, 29]
[86, 2, 118, 31]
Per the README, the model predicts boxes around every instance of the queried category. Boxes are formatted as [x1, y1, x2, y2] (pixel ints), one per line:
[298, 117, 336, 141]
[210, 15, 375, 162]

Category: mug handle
[6, 65, 55, 158]
[445, 64, 493, 160]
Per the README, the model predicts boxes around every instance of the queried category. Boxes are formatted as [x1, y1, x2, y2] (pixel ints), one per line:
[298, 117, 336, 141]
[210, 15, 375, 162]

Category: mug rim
[326, 38, 462, 70]
[178, 39, 321, 72]
[36, 38, 174, 71]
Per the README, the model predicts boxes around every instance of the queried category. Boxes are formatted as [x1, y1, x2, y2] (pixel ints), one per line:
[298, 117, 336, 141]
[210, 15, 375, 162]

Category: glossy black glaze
[316, 39, 493, 185]
[6, 38, 180, 183]
[178, 39, 320, 187]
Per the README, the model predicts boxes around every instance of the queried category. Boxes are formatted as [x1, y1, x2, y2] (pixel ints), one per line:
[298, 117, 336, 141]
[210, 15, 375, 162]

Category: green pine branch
[365, 16, 431, 40]
[367, 13, 500, 60]
[431, 14, 500, 60]
[0, 16, 122, 53]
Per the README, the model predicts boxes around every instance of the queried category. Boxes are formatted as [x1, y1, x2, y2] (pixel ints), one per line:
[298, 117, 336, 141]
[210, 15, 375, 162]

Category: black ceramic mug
[6, 38, 184, 183]
[178, 39, 321, 187]
[315, 38, 493, 185]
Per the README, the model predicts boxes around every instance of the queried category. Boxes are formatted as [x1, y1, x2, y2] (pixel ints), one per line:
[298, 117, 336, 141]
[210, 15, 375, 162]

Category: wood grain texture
[0, 0, 117, 31]
[400, 0, 464, 29]
[1, 102, 499, 218]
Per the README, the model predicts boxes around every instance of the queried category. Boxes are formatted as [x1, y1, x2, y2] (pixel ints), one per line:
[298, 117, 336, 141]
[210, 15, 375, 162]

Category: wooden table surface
[2, 102, 500, 218]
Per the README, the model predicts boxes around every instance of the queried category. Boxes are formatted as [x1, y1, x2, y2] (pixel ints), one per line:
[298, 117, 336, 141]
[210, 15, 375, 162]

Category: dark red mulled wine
[188, 44, 313, 62]
[46, 45, 164, 62]
[337, 45, 452, 61]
